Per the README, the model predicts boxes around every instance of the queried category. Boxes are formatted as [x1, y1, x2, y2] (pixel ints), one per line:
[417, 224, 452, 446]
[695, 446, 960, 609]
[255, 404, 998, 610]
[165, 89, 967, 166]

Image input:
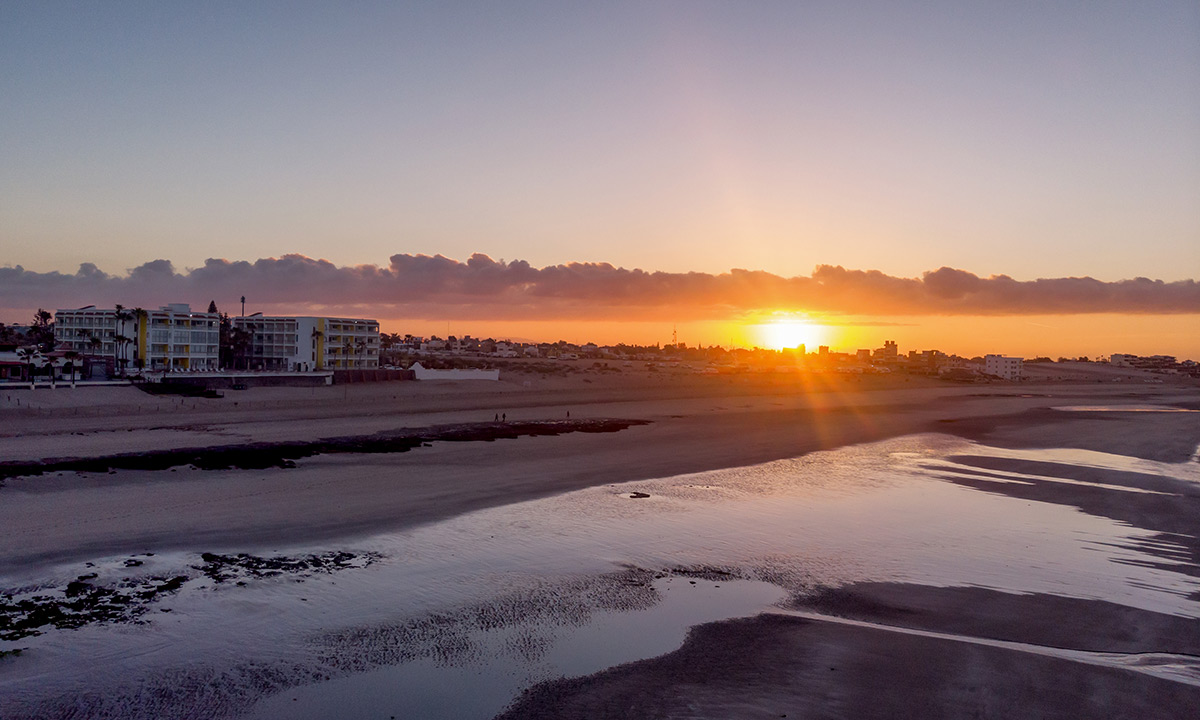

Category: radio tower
[672, 325, 678, 349]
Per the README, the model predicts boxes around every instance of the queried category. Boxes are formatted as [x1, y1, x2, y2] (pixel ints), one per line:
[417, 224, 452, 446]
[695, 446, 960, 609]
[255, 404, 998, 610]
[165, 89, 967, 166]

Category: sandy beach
[1, 365, 1199, 718]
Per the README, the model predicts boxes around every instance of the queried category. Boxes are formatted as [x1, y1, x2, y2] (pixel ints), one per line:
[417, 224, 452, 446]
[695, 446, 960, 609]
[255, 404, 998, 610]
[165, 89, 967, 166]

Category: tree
[342, 339, 354, 369]
[0, 323, 19, 345]
[63, 350, 82, 384]
[131, 308, 148, 371]
[16, 346, 40, 386]
[219, 313, 255, 370]
[207, 300, 218, 314]
[309, 327, 324, 370]
[111, 305, 136, 375]
[356, 339, 367, 368]
[30, 309, 54, 351]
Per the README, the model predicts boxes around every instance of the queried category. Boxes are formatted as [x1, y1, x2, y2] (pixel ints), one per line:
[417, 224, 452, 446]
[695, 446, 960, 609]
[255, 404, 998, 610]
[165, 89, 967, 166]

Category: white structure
[233, 314, 379, 371]
[56, 303, 219, 372]
[984, 354, 1024, 381]
[139, 304, 220, 370]
[55, 306, 123, 365]
[410, 362, 499, 381]
[1110, 353, 1135, 367]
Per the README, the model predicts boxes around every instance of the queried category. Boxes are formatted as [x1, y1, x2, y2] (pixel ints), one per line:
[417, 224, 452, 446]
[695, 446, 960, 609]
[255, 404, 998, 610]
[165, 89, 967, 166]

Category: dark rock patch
[0, 419, 652, 480]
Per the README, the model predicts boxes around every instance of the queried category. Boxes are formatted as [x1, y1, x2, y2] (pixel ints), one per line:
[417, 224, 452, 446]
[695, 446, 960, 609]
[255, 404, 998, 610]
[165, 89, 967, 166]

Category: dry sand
[3, 370, 1197, 575]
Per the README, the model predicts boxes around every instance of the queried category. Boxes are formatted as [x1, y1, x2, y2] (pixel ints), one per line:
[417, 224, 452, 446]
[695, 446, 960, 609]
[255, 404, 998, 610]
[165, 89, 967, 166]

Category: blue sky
[2, 1, 1197, 285]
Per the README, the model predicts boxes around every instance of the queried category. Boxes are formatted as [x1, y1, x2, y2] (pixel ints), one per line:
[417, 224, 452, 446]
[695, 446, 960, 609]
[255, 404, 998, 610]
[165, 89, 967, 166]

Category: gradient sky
[1, 2, 1198, 355]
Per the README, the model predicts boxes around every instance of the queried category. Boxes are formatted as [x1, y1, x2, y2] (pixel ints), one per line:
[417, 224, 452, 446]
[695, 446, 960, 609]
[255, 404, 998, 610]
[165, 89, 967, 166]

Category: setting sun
[753, 319, 826, 351]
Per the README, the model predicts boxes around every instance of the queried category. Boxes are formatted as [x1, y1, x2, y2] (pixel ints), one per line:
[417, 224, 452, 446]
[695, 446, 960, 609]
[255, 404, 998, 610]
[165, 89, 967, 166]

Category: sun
[755, 320, 823, 351]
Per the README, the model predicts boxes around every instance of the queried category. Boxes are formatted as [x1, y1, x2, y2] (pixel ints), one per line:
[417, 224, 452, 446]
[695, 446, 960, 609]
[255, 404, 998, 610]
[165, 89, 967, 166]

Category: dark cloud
[1, 253, 1196, 320]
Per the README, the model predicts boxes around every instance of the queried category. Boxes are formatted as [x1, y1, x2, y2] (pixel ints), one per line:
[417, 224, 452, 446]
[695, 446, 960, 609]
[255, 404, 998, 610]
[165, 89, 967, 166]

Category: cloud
[1, 253, 1197, 321]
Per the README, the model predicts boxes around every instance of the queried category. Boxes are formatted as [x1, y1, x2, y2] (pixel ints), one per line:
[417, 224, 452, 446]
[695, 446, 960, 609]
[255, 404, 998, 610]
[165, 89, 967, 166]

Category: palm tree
[47, 356, 64, 388]
[114, 305, 133, 375]
[131, 308, 147, 372]
[356, 339, 367, 368]
[225, 326, 252, 370]
[342, 339, 354, 369]
[63, 350, 82, 385]
[16, 346, 39, 388]
[310, 327, 324, 370]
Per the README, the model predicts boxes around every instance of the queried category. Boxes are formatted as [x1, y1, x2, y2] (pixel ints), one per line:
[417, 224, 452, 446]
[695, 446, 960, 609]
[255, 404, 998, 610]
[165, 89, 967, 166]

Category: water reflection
[1, 434, 1197, 719]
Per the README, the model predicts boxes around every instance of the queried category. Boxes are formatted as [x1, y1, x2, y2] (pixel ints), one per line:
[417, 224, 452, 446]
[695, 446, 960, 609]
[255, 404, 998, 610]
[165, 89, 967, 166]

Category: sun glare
[754, 320, 824, 351]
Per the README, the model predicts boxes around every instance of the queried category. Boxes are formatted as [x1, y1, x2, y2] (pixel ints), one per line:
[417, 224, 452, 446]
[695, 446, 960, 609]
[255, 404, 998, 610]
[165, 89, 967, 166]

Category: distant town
[0, 302, 1196, 385]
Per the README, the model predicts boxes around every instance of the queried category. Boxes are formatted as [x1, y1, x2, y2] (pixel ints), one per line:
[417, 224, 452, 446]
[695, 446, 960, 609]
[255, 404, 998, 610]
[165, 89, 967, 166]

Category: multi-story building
[55, 303, 219, 371]
[984, 354, 1024, 381]
[138, 304, 220, 370]
[55, 306, 124, 370]
[232, 315, 379, 371]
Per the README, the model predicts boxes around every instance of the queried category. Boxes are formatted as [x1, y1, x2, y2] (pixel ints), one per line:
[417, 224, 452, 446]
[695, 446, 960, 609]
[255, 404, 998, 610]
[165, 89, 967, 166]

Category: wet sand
[497, 611, 1199, 720]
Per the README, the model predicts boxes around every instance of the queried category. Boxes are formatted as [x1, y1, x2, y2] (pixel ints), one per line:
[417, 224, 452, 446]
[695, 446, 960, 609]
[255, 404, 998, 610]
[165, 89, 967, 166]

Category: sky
[1, 2, 1198, 356]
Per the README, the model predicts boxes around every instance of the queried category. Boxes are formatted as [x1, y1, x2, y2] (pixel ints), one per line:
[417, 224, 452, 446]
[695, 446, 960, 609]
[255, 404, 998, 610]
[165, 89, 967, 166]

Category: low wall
[411, 364, 500, 381]
[332, 369, 416, 384]
[156, 372, 335, 390]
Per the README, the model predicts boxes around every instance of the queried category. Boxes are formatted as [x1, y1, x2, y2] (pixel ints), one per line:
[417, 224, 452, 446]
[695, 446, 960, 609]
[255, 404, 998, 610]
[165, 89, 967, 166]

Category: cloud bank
[1, 253, 1197, 320]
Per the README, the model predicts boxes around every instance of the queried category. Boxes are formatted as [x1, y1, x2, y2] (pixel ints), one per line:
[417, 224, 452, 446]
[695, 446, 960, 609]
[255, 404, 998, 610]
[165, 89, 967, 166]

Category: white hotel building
[55, 303, 220, 371]
[984, 354, 1024, 381]
[232, 314, 379, 371]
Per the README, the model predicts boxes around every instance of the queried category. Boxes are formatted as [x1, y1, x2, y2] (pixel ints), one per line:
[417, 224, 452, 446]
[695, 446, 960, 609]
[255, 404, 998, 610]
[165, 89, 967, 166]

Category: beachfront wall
[410, 363, 500, 381]
[332, 369, 414, 384]
[159, 372, 335, 389]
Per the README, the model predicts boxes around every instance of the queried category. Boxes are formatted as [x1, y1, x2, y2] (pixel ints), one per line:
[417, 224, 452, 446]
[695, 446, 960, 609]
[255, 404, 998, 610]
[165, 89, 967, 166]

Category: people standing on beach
[494, 413, 498, 422]
[502, 413, 506, 422]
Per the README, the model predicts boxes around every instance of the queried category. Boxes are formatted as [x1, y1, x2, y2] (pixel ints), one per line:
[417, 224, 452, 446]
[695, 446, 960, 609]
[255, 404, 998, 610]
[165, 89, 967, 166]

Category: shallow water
[1053, 404, 1199, 413]
[1, 433, 1197, 719]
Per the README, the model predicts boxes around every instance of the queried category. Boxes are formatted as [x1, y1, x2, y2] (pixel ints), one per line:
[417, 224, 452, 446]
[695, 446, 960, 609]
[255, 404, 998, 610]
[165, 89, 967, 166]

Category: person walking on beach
[502, 412, 506, 422]
[494, 413, 498, 422]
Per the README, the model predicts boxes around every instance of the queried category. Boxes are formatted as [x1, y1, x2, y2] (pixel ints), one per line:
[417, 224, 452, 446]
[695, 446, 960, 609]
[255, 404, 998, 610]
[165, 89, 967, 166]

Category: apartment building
[984, 354, 1024, 381]
[55, 303, 219, 371]
[232, 315, 379, 371]
[54, 306, 125, 367]
[138, 304, 221, 370]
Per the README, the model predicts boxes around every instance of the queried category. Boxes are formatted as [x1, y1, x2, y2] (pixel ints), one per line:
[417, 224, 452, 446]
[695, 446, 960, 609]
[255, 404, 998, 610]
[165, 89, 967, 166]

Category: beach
[1, 365, 1199, 718]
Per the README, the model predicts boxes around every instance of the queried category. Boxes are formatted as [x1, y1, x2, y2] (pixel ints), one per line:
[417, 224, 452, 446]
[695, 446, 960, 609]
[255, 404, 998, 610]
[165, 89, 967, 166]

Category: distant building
[984, 354, 1023, 381]
[874, 340, 898, 361]
[856, 349, 871, 362]
[233, 314, 379, 371]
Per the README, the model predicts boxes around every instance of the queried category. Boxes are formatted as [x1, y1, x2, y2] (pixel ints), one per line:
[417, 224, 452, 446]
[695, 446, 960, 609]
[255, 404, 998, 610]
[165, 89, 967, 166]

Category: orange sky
[374, 313, 1199, 360]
